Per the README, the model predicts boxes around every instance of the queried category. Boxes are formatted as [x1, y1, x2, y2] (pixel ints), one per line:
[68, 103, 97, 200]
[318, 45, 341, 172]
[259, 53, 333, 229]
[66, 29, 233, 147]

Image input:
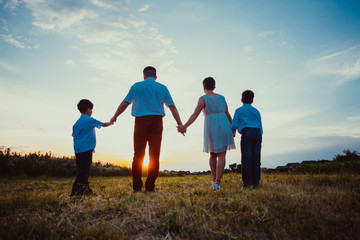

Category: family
[70, 66, 262, 196]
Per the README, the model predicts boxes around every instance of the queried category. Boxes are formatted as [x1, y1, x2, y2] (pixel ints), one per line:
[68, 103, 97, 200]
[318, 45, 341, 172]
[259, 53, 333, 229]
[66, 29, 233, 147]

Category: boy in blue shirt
[232, 90, 263, 188]
[70, 99, 113, 196]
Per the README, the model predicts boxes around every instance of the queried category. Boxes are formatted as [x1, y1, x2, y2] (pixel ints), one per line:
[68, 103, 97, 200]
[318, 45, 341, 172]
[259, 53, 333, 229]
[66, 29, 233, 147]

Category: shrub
[0, 148, 130, 178]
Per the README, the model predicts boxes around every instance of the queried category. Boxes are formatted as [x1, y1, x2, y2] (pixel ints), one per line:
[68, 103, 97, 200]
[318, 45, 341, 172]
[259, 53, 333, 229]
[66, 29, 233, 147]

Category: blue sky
[1, 0, 359, 171]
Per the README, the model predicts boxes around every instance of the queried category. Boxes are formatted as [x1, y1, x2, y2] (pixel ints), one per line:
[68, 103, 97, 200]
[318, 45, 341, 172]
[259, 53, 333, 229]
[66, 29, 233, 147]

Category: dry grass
[0, 173, 359, 239]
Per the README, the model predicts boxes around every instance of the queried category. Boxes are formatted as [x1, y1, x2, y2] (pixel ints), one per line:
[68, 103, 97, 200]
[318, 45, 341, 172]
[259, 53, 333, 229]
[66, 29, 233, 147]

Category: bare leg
[209, 152, 217, 181]
[216, 151, 226, 184]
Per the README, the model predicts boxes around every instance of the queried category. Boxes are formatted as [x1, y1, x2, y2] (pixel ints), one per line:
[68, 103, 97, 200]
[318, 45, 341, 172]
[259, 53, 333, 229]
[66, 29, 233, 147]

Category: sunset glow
[0, 0, 359, 171]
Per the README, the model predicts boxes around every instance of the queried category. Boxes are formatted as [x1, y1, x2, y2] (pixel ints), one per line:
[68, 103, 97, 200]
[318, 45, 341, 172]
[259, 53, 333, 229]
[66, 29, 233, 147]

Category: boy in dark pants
[70, 99, 113, 196]
[232, 90, 263, 188]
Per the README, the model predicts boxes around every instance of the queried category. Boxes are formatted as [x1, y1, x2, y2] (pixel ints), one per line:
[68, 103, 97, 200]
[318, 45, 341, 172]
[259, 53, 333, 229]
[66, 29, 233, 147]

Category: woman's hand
[177, 125, 187, 135]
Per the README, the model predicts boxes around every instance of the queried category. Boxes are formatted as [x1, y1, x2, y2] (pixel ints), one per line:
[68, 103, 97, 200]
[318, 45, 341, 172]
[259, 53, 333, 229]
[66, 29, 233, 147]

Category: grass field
[0, 173, 359, 240]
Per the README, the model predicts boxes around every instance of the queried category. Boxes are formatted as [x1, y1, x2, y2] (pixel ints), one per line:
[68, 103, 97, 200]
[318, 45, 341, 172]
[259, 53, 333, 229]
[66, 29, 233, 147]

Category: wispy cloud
[279, 41, 294, 49]
[30, 3, 97, 30]
[65, 59, 74, 65]
[3, 0, 19, 9]
[91, 0, 116, 9]
[1, 34, 27, 48]
[23, 1, 175, 50]
[16, 0, 176, 78]
[258, 30, 277, 38]
[138, 4, 151, 12]
[308, 45, 360, 84]
[244, 46, 254, 53]
[0, 60, 18, 72]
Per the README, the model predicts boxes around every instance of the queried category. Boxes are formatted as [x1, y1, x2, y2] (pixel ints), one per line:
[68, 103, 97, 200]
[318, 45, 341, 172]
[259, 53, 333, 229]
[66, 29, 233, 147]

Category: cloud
[279, 41, 294, 49]
[30, 3, 97, 30]
[1, 34, 26, 48]
[244, 46, 254, 53]
[258, 30, 277, 38]
[4, 0, 19, 9]
[19, 0, 176, 78]
[138, 4, 151, 12]
[91, 0, 116, 9]
[308, 45, 360, 84]
[0, 60, 18, 72]
[65, 59, 74, 65]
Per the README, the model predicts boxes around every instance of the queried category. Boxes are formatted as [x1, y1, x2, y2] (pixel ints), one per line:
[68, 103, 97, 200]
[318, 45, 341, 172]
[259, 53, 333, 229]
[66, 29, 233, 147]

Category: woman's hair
[77, 99, 93, 113]
[203, 77, 216, 90]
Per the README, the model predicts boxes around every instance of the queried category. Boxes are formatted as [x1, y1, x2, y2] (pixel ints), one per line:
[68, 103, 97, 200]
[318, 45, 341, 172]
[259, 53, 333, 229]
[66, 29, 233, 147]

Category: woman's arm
[180, 97, 205, 132]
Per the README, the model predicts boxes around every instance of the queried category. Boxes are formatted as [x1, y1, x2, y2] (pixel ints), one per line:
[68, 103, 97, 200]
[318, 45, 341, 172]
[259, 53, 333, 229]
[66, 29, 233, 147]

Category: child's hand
[102, 122, 113, 127]
[110, 116, 117, 124]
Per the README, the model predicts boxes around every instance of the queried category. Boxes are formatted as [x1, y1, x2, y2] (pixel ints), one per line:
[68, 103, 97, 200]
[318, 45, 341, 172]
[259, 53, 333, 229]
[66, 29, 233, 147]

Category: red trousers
[132, 115, 163, 191]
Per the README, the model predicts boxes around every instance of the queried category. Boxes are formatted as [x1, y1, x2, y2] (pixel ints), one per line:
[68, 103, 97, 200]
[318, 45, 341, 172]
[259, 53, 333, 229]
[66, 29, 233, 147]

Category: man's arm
[111, 101, 130, 123]
[168, 104, 183, 126]
[102, 122, 113, 127]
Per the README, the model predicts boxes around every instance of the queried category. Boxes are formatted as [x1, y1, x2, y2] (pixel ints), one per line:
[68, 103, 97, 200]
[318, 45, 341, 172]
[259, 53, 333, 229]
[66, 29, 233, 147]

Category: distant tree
[229, 163, 242, 173]
[333, 149, 360, 162]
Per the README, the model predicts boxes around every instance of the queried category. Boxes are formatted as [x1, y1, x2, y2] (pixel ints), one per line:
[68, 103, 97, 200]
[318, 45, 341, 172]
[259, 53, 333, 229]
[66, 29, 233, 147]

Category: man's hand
[110, 116, 117, 124]
[177, 125, 186, 136]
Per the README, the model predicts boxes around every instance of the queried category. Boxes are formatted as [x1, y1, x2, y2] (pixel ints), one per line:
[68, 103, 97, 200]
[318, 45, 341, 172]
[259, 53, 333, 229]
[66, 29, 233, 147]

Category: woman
[178, 77, 235, 190]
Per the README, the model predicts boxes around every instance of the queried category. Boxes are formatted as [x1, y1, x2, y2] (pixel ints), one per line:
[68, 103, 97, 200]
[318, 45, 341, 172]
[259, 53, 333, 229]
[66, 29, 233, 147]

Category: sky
[0, 0, 359, 172]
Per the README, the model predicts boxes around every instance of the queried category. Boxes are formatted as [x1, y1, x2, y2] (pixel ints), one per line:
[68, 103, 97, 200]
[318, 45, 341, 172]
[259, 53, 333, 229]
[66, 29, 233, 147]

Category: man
[111, 66, 183, 192]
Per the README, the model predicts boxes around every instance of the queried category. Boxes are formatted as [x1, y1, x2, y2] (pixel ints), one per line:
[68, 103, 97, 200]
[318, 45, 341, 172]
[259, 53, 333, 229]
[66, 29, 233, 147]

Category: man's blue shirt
[124, 77, 175, 117]
[232, 104, 263, 135]
[72, 114, 102, 154]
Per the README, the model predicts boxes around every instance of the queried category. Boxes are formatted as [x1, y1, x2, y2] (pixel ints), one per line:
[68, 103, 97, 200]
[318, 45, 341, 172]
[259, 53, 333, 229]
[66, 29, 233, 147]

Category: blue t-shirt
[124, 77, 175, 117]
[232, 104, 263, 135]
[72, 114, 103, 154]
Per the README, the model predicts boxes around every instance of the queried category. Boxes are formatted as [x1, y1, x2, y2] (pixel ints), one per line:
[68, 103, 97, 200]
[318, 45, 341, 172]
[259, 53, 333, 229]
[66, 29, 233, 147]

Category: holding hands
[177, 125, 187, 135]
[110, 116, 117, 124]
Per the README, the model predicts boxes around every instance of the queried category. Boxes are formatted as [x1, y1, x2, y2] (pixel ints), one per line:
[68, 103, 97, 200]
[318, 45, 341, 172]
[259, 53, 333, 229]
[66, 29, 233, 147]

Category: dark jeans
[70, 149, 93, 196]
[132, 115, 163, 191]
[240, 128, 262, 187]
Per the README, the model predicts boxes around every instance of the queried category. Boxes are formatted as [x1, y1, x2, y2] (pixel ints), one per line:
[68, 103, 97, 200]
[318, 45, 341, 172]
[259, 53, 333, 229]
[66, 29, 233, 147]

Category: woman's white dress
[202, 94, 236, 153]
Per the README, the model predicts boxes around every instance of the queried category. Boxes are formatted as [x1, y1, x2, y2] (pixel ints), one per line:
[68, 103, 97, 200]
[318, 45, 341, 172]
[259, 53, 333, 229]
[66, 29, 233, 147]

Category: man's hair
[203, 77, 216, 90]
[242, 90, 254, 104]
[143, 66, 157, 78]
[77, 99, 93, 113]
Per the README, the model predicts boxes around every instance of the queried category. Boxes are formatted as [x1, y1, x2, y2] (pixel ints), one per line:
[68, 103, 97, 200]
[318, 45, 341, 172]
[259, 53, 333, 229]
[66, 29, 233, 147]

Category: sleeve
[164, 86, 175, 106]
[91, 117, 103, 129]
[123, 86, 134, 103]
[259, 112, 263, 135]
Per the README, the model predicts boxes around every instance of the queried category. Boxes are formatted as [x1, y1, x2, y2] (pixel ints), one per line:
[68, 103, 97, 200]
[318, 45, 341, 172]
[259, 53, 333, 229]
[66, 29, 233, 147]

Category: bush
[0, 147, 130, 178]
[333, 149, 360, 162]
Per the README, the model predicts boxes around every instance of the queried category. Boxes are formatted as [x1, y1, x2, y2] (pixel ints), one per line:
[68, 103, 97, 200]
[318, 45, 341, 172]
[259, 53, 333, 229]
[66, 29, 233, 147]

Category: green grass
[1, 173, 359, 239]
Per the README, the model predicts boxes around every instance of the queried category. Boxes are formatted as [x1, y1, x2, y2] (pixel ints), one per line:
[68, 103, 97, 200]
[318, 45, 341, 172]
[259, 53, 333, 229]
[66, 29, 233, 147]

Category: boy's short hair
[77, 99, 93, 113]
[203, 77, 216, 90]
[242, 90, 254, 104]
[143, 66, 156, 78]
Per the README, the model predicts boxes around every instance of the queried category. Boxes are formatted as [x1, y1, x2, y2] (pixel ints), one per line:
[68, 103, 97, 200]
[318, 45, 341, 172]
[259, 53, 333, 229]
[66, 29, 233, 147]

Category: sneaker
[210, 181, 216, 190]
[214, 183, 222, 191]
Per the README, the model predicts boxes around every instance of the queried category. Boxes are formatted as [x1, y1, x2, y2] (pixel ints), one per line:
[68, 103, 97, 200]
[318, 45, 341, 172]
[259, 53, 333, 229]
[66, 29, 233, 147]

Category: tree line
[1, 147, 359, 178]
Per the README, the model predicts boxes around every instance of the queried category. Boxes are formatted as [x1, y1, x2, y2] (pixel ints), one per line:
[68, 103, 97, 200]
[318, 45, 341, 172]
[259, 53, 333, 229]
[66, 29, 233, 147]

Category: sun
[143, 151, 150, 167]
